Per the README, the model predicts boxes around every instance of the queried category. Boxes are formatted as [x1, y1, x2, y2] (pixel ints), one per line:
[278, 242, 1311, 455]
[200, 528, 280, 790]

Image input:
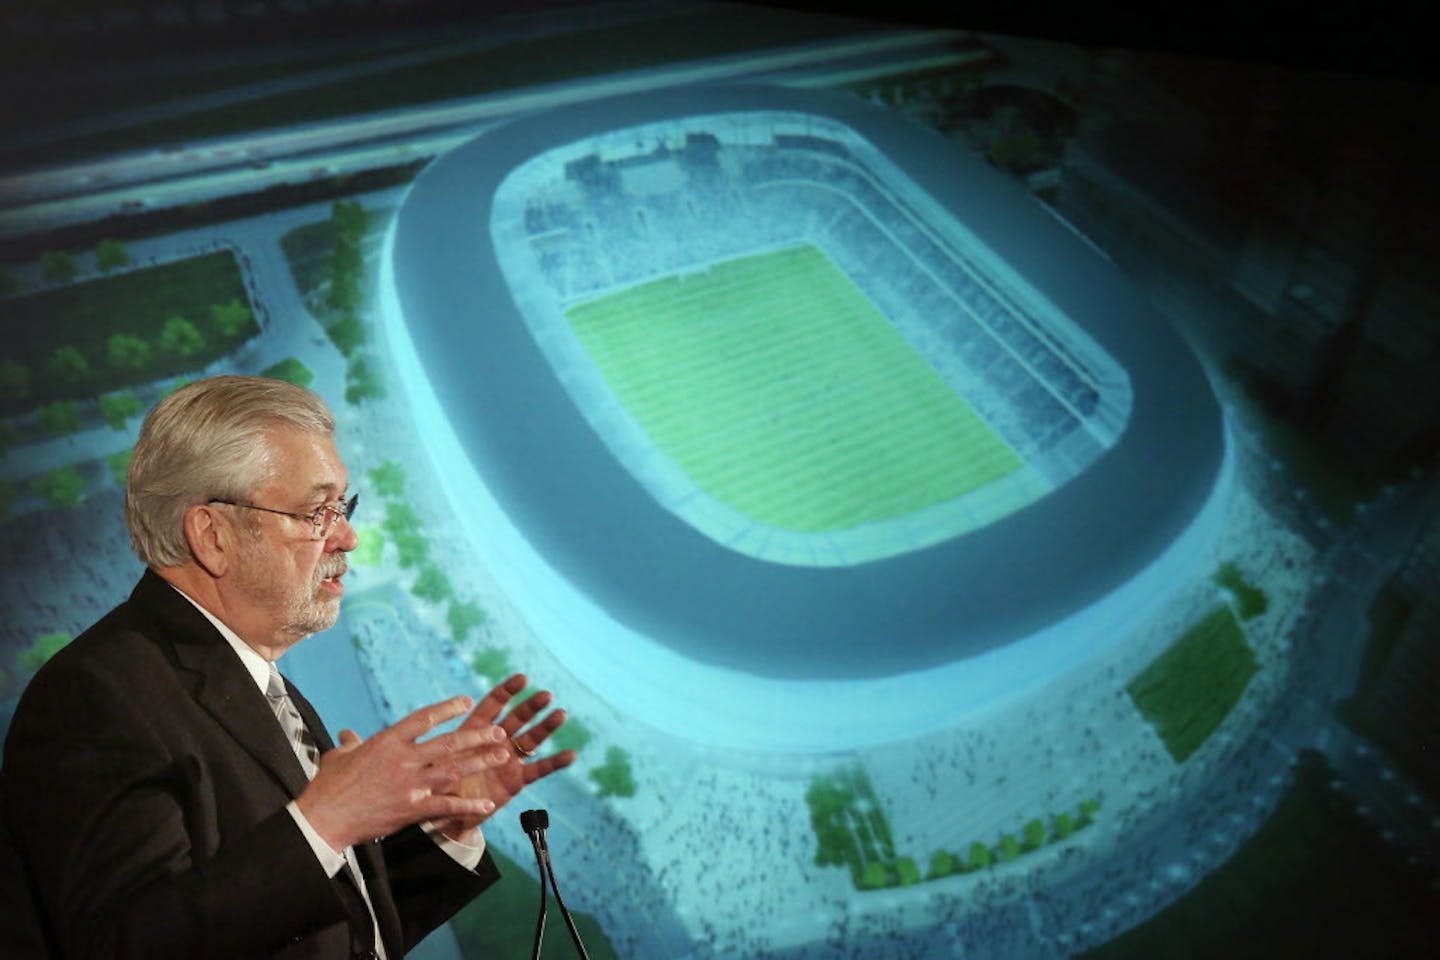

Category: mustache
[317, 559, 348, 580]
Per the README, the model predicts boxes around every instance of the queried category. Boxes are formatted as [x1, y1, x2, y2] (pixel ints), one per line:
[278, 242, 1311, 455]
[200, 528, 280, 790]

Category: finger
[466, 673, 528, 726]
[510, 708, 566, 755]
[522, 749, 578, 785]
[338, 729, 363, 748]
[386, 696, 476, 743]
[414, 724, 506, 762]
[420, 794, 497, 823]
[424, 744, 512, 789]
[500, 689, 553, 737]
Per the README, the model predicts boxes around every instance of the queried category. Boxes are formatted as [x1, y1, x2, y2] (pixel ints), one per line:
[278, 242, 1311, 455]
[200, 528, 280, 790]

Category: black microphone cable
[534, 818, 591, 960]
[520, 809, 548, 960]
[521, 809, 591, 959]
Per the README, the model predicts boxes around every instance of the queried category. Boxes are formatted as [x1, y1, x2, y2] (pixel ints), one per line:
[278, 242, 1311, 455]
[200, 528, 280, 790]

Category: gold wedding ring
[510, 738, 535, 759]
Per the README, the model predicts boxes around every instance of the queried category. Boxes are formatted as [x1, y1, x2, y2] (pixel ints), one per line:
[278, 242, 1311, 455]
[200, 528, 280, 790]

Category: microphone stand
[520, 810, 548, 960]
[520, 809, 591, 960]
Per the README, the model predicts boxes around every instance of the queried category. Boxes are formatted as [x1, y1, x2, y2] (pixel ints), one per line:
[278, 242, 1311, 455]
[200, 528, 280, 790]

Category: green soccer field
[565, 244, 1023, 533]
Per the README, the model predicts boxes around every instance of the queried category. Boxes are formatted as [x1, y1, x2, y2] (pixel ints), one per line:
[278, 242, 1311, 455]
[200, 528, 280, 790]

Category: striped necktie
[265, 663, 386, 959]
[265, 663, 320, 778]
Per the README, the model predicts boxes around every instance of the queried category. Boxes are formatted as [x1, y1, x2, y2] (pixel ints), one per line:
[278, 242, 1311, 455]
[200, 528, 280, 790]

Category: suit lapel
[286, 678, 405, 956]
[127, 573, 403, 954]
[134, 571, 311, 799]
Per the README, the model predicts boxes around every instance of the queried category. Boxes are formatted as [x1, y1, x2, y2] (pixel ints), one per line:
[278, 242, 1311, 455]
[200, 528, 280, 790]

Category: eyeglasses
[209, 493, 358, 541]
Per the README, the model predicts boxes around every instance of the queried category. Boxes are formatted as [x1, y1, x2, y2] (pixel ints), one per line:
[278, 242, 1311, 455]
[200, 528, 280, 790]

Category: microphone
[520, 809, 549, 837]
[519, 808, 590, 960]
[521, 810, 548, 960]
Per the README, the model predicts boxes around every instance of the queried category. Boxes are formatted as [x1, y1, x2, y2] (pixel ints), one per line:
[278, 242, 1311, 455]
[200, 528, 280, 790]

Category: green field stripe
[566, 243, 1024, 532]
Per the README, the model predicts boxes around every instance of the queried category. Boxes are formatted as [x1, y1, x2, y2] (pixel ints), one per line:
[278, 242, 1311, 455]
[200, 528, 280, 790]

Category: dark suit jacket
[2, 570, 498, 959]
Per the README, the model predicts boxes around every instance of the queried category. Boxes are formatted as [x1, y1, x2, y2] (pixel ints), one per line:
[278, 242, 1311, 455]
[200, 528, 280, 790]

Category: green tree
[95, 238, 131, 273]
[590, 747, 637, 799]
[858, 861, 889, 890]
[19, 633, 72, 671]
[805, 772, 863, 872]
[392, 529, 428, 569]
[261, 357, 314, 387]
[47, 345, 90, 384]
[41, 250, 77, 284]
[326, 274, 361, 316]
[894, 857, 921, 886]
[332, 199, 371, 239]
[368, 461, 406, 498]
[324, 202, 364, 317]
[411, 564, 453, 604]
[447, 598, 487, 643]
[928, 849, 958, 879]
[967, 841, 993, 871]
[998, 833, 1021, 863]
[470, 647, 513, 681]
[32, 465, 87, 507]
[327, 312, 366, 357]
[39, 401, 82, 436]
[159, 315, 205, 358]
[106, 333, 151, 370]
[99, 391, 142, 430]
[1023, 818, 1047, 851]
[382, 500, 422, 535]
[105, 449, 132, 486]
[1078, 798, 1100, 826]
[345, 355, 385, 404]
[551, 715, 592, 754]
[1052, 811, 1076, 841]
[0, 359, 30, 399]
[209, 298, 254, 338]
[383, 502, 427, 566]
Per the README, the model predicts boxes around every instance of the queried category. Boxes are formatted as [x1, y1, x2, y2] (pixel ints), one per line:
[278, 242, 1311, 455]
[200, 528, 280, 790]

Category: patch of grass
[569, 244, 1021, 532]
[2, 252, 254, 415]
[1213, 561, 1268, 620]
[1127, 605, 1258, 763]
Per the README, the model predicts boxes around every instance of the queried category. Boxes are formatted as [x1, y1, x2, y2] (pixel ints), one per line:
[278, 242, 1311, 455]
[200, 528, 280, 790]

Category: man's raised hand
[432, 674, 578, 843]
[296, 695, 512, 852]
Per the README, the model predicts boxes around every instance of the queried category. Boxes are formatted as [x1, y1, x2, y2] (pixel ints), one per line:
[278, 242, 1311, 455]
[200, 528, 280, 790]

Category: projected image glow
[3, 6, 1439, 959]
[381, 84, 1233, 758]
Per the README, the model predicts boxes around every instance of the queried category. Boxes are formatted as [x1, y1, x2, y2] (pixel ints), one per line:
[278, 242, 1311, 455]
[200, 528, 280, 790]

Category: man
[2, 376, 575, 958]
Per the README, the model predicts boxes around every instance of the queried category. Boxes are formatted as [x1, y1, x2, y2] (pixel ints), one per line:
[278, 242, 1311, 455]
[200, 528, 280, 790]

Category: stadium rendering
[380, 84, 1232, 750]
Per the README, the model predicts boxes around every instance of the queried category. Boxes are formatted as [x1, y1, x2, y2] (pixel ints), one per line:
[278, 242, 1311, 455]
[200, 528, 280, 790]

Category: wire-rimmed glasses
[208, 493, 358, 540]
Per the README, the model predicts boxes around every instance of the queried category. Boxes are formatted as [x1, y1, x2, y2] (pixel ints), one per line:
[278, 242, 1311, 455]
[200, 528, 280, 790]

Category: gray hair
[126, 375, 336, 567]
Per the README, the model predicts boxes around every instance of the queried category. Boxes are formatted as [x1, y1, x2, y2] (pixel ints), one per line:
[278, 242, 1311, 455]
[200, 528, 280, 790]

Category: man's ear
[184, 504, 233, 578]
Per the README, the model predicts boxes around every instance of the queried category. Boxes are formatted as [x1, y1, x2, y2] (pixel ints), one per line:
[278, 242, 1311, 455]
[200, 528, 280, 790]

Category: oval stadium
[379, 83, 1232, 749]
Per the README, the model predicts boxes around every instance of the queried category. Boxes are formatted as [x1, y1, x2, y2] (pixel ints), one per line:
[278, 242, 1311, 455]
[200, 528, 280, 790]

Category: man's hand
[295, 695, 512, 852]
[432, 674, 577, 844]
